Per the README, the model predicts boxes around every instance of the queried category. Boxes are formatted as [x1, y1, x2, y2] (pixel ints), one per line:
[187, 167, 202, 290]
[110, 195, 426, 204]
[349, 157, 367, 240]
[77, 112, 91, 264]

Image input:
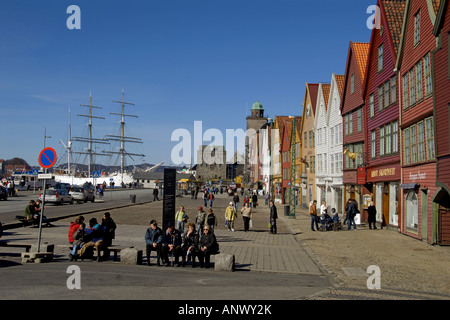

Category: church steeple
[251, 101, 264, 118]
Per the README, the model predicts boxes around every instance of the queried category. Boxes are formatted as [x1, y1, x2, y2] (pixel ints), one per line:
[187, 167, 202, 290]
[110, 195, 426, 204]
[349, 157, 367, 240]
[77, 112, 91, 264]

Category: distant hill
[3, 158, 31, 170]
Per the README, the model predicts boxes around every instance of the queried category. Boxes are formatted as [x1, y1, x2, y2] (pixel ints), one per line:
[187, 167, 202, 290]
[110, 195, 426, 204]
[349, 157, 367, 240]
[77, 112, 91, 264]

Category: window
[391, 76, 397, 104]
[417, 121, 425, 162]
[404, 128, 410, 165]
[409, 68, 416, 106]
[345, 114, 349, 135]
[425, 117, 435, 160]
[312, 131, 315, 147]
[406, 191, 419, 231]
[385, 123, 392, 155]
[309, 131, 312, 148]
[414, 10, 421, 46]
[357, 108, 362, 132]
[424, 54, 432, 96]
[416, 60, 423, 101]
[369, 94, 375, 118]
[393, 121, 399, 153]
[330, 154, 334, 174]
[378, 44, 384, 72]
[384, 81, 390, 108]
[410, 124, 417, 164]
[355, 143, 363, 167]
[378, 85, 384, 111]
[351, 73, 355, 94]
[371, 130, 376, 159]
[339, 124, 342, 143]
[349, 113, 353, 135]
[380, 126, 385, 156]
[304, 132, 307, 146]
[403, 73, 409, 109]
[330, 127, 334, 146]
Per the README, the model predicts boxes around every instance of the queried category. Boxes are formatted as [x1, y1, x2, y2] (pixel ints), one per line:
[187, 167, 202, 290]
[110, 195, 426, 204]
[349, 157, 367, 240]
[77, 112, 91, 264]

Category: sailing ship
[53, 91, 164, 187]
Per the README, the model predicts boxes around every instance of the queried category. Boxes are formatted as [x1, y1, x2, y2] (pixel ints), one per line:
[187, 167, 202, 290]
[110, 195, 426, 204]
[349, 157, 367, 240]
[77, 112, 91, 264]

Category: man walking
[269, 200, 278, 234]
[233, 192, 240, 212]
[347, 199, 357, 231]
[225, 202, 237, 232]
[153, 187, 160, 201]
[310, 200, 319, 231]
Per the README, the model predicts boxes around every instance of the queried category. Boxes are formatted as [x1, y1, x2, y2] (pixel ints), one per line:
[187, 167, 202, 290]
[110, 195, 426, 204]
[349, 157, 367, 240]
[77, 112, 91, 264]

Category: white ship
[53, 91, 164, 187]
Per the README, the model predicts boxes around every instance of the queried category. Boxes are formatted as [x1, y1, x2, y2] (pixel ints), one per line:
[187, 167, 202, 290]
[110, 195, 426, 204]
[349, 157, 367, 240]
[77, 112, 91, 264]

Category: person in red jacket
[68, 216, 85, 244]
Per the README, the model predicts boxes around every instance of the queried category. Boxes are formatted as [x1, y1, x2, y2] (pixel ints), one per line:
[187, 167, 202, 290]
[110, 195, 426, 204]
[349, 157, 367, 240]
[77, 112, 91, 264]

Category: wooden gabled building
[300, 83, 319, 206]
[432, 0, 450, 245]
[341, 41, 371, 212]
[272, 115, 290, 204]
[396, 0, 441, 243]
[362, 0, 406, 229]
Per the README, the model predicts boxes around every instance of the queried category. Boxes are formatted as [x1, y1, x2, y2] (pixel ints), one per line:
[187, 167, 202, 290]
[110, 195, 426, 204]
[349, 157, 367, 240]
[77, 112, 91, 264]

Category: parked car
[40, 188, 74, 205]
[0, 186, 8, 201]
[69, 185, 95, 203]
[54, 182, 71, 192]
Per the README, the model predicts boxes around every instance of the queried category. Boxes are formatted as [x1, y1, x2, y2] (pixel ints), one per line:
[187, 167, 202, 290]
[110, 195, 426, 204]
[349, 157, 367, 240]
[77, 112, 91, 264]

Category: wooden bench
[16, 218, 35, 228]
[0, 241, 33, 252]
[58, 244, 132, 261]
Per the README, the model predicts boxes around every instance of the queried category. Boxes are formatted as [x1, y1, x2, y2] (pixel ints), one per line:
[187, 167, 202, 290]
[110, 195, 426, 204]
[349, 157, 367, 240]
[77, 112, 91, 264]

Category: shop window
[406, 190, 418, 231]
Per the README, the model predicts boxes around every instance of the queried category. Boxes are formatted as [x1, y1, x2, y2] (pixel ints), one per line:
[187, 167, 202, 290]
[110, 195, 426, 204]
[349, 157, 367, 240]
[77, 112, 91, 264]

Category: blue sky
[0, 0, 373, 168]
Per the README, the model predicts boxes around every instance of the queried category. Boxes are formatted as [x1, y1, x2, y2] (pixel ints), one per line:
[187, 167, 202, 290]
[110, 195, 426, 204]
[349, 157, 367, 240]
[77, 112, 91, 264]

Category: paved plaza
[1, 192, 450, 300]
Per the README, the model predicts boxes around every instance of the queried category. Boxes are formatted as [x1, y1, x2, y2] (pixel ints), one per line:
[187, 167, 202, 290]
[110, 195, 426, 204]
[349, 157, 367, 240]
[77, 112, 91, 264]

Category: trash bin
[130, 194, 136, 203]
[284, 205, 290, 216]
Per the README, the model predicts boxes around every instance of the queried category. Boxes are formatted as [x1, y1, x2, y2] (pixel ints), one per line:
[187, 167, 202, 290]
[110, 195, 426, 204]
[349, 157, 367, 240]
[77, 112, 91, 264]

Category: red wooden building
[362, 0, 406, 229]
[281, 120, 293, 204]
[396, 0, 441, 243]
[341, 41, 371, 214]
[432, 0, 450, 245]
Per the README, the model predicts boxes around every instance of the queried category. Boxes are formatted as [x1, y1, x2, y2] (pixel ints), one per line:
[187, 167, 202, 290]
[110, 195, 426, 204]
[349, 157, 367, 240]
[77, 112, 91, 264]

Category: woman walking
[240, 202, 252, 232]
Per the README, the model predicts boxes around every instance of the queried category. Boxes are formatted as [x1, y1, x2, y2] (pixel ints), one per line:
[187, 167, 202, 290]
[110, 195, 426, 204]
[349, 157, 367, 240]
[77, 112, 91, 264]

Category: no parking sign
[38, 147, 57, 169]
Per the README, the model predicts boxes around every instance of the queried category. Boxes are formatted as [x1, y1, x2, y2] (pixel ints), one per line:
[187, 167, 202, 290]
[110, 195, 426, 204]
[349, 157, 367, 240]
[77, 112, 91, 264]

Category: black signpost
[162, 168, 176, 232]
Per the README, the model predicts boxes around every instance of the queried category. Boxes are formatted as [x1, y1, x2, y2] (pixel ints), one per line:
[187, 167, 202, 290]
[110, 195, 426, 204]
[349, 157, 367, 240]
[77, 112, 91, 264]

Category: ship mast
[72, 93, 110, 179]
[105, 89, 144, 185]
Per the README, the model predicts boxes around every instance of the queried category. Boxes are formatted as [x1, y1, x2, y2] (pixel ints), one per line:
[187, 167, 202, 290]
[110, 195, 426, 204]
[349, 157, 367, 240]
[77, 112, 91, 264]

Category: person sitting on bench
[198, 224, 219, 269]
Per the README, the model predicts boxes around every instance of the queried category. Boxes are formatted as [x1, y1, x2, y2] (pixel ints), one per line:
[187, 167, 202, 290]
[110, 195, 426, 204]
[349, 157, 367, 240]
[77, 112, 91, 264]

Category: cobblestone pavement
[280, 207, 450, 300]
[3, 192, 450, 300]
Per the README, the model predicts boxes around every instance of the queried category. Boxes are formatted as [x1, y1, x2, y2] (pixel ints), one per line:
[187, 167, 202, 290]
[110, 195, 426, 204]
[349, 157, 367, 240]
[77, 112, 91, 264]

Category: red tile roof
[382, 0, 407, 56]
[352, 42, 370, 84]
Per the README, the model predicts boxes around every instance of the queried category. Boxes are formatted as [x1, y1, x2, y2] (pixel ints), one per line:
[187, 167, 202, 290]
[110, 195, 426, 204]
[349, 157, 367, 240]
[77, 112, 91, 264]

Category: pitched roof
[307, 83, 320, 116]
[322, 84, 331, 110]
[335, 74, 345, 98]
[432, 0, 442, 15]
[382, 0, 407, 56]
[352, 42, 370, 84]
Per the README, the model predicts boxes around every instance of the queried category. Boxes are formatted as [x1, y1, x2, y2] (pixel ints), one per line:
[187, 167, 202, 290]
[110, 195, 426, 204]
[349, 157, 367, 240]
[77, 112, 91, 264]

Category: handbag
[249, 219, 253, 228]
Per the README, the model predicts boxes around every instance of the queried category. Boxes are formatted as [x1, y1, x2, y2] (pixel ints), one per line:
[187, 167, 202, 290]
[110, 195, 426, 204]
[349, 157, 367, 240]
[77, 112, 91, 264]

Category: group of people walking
[309, 198, 379, 231]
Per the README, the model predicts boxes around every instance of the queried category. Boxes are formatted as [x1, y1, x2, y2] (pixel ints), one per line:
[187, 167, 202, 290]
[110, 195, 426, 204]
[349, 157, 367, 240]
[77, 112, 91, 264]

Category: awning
[400, 183, 420, 190]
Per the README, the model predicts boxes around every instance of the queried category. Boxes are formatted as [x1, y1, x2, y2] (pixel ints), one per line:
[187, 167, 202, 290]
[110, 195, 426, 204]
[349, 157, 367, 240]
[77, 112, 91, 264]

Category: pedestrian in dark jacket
[368, 201, 377, 230]
[181, 223, 199, 267]
[346, 199, 357, 231]
[198, 225, 219, 268]
[269, 200, 278, 234]
[162, 221, 183, 266]
[101, 212, 117, 260]
[145, 220, 164, 266]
